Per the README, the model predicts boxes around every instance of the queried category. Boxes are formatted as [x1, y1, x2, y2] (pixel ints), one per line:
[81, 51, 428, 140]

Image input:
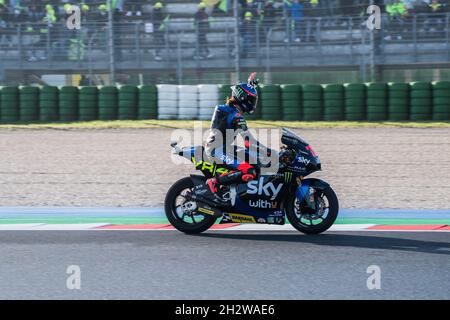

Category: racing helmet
[230, 72, 259, 114]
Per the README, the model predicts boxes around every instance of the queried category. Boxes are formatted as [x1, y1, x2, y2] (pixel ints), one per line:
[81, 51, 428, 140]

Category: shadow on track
[195, 232, 450, 256]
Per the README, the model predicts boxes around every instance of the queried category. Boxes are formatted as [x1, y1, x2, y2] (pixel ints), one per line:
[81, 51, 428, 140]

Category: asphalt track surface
[0, 230, 449, 299]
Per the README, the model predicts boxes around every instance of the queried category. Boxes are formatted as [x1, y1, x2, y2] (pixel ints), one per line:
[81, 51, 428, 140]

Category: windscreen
[281, 128, 309, 147]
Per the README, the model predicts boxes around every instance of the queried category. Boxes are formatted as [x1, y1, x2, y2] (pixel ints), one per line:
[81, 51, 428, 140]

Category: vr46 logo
[247, 178, 283, 200]
[191, 157, 229, 175]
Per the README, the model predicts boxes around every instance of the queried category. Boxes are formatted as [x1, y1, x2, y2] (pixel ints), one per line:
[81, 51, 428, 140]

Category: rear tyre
[165, 177, 217, 234]
[286, 185, 339, 235]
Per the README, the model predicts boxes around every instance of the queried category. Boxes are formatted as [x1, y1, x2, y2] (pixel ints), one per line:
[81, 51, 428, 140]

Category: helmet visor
[247, 94, 258, 113]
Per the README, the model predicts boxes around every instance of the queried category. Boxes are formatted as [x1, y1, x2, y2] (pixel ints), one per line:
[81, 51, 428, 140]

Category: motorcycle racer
[204, 72, 272, 204]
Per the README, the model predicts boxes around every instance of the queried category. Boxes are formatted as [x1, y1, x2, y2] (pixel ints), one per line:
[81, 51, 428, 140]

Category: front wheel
[164, 177, 217, 234]
[286, 184, 339, 235]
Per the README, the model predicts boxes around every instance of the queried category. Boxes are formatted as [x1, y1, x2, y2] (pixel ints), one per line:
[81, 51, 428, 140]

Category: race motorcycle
[165, 128, 339, 235]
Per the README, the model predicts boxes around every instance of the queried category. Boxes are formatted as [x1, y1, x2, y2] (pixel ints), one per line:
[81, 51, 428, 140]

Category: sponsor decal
[257, 218, 266, 223]
[247, 177, 283, 200]
[249, 199, 278, 209]
[191, 157, 229, 175]
[297, 156, 311, 166]
[236, 118, 248, 131]
[271, 210, 284, 217]
[288, 165, 306, 173]
[220, 214, 232, 223]
[284, 171, 293, 183]
[220, 154, 235, 165]
[198, 207, 215, 216]
[230, 213, 256, 223]
[266, 215, 285, 225]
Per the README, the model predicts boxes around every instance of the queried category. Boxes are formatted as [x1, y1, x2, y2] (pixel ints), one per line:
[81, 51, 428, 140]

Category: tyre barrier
[281, 84, 302, 121]
[79, 86, 98, 121]
[198, 85, 219, 120]
[302, 84, 323, 121]
[138, 85, 158, 120]
[178, 85, 198, 120]
[20, 86, 39, 122]
[344, 83, 366, 121]
[260, 84, 281, 121]
[118, 85, 138, 120]
[58, 86, 78, 122]
[157, 84, 178, 120]
[431, 81, 450, 121]
[39, 86, 59, 122]
[218, 84, 230, 103]
[0, 86, 19, 122]
[322, 84, 344, 121]
[0, 83, 448, 123]
[366, 82, 387, 121]
[409, 82, 432, 121]
[388, 82, 409, 121]
[98, 86, 118, 120]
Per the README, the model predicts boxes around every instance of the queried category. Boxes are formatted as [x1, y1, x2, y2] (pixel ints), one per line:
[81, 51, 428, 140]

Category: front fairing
[281, 128, 321, 177]
[287, 153, 321, 177]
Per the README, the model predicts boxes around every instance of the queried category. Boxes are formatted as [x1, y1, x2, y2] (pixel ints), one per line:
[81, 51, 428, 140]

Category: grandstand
[1, 1, 450, 85]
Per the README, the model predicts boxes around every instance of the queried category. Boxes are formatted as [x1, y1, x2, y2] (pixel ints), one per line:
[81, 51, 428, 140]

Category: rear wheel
[286, 185, 339, 234]
[164, 177, 217, 234]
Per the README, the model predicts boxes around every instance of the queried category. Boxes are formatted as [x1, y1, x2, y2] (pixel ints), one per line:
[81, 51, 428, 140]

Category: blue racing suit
[205, 103, 269, 186]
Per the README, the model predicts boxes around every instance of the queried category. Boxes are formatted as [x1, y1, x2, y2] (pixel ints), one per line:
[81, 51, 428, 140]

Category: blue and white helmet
[230, 72, 259, 114]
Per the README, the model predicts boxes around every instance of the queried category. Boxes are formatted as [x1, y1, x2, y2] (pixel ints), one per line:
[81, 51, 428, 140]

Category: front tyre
[165, 177, 217, 234]
[286, 185, 339, 235]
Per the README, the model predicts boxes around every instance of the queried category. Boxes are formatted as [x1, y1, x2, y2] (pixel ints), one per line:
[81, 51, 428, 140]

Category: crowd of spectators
[0, 0, 449, 62]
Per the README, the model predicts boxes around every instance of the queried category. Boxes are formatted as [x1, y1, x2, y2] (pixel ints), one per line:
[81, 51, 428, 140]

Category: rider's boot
[204, 170, 257, 206]
[203, 171, 241, 206]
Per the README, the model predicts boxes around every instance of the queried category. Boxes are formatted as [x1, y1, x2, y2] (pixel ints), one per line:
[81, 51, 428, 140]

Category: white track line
[29, 223, 111, 230]
[224, 224, 376, 231]
[0, 223, 45, 230]
[0, 223, 110, 230]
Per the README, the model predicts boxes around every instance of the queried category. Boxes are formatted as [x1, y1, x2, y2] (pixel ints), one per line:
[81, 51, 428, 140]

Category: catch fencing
[2, 12, 450, 84]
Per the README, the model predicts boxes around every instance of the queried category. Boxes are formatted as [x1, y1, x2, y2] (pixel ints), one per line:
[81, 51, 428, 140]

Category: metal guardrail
[0, 13, 449, 84]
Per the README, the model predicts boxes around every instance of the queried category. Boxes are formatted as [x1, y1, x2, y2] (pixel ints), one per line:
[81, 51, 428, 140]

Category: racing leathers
[205, 102, 270, 193]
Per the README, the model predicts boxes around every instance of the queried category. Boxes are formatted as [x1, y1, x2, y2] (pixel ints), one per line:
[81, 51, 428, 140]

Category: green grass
[0, 120, 449, 129]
